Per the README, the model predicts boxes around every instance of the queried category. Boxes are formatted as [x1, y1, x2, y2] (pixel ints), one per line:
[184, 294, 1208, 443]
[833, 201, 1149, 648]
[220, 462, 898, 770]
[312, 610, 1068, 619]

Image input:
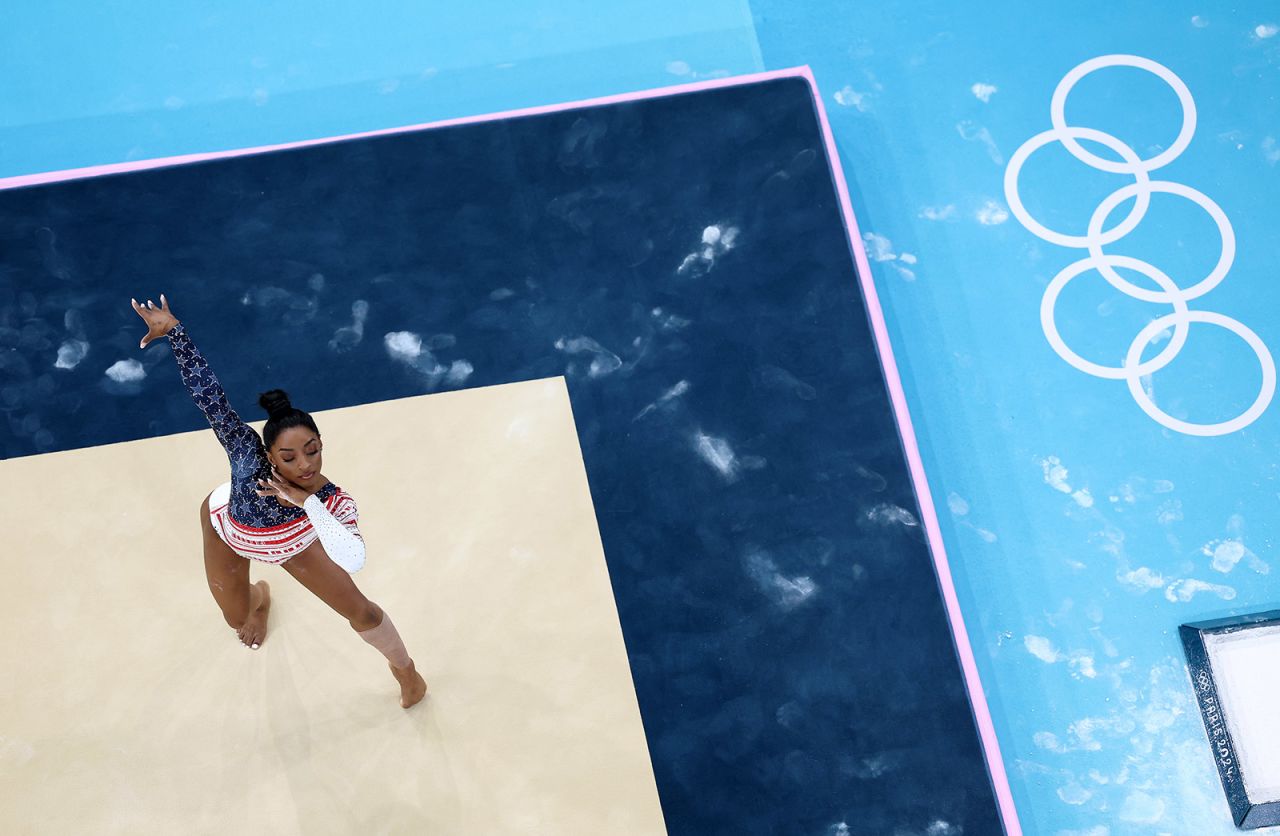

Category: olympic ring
[1005, 54, 1273, 436]
[1125, 312, 1276, 437]
[1004, 125, 1151, 249]
[1041, 255, 1190, 381]
[1086, 180, 1234, 303]
[1050, 54, 1197, 174]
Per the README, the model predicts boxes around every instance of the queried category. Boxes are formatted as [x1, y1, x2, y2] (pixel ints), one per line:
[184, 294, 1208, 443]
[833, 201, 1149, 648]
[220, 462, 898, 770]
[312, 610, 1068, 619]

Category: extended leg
[200, 492, 270, 648]
[282, 541, 428, 707]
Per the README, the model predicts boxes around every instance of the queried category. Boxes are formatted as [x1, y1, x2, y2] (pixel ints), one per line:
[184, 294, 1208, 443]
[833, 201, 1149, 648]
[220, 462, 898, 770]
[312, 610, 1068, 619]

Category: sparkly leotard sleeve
[166, 323, 363, 564]
[166, 322, 263, 475]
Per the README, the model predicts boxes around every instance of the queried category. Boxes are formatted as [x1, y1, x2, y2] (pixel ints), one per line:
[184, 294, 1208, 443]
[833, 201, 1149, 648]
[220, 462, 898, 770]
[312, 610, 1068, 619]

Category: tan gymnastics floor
[0, 377, 666, 835]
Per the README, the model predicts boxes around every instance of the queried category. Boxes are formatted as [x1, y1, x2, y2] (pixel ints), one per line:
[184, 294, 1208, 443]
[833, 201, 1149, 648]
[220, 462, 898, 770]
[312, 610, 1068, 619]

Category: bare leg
[282, 541, 428, 708]
[200, 492, 270, 648]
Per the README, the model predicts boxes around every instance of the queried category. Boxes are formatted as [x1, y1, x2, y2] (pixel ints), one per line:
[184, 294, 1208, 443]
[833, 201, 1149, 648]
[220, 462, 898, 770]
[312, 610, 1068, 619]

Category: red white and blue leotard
[168, 322, 364, 570]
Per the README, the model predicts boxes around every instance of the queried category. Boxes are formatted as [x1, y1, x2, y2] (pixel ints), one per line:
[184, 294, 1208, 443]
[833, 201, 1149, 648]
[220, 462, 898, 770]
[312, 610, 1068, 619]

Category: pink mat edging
[1, 68, 803, 191]
[801, 65, 1022, 835]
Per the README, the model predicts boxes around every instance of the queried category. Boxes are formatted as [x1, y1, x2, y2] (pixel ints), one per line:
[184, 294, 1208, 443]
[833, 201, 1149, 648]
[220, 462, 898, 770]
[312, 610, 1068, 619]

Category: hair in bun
[258, 388, 320, 451]
[259, 389, 293, 420]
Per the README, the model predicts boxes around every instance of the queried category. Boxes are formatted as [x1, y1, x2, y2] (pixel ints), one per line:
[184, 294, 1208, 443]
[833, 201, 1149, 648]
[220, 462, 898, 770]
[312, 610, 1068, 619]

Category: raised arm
[132, 295, 258, 456]
[167, 322, 260, 453]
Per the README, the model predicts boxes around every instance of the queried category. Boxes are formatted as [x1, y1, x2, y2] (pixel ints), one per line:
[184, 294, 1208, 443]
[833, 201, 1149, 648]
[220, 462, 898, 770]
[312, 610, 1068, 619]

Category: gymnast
[131, 294, 428, 709]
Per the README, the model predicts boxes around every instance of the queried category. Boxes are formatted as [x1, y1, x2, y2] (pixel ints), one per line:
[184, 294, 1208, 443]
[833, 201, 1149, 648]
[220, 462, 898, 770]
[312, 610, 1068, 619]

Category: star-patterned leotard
[167, 322, 364, 569]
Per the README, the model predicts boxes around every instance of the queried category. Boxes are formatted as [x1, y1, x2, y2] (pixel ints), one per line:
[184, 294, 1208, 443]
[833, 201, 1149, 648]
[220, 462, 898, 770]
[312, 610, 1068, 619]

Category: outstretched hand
[131, 294, 180, 349]
[256, 467, 313, 508]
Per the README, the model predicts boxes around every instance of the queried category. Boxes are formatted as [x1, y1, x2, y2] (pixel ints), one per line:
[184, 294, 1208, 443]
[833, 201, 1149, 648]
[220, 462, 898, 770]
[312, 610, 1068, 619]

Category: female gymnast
[131, 294, 428, 709]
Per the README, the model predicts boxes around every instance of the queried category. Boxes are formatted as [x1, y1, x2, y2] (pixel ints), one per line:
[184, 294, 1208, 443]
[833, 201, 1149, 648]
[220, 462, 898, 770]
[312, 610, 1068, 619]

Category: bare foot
[389, 660, 428, 709]
[237, 581, 271, 649]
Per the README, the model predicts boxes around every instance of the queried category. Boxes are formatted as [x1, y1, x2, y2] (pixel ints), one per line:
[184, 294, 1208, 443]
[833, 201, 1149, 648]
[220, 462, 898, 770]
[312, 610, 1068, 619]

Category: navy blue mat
[0, 77, 1000, 834]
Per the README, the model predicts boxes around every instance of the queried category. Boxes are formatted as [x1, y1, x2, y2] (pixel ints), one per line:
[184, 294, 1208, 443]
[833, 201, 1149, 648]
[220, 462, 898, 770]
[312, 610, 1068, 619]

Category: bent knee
[352, 602, 382, 630]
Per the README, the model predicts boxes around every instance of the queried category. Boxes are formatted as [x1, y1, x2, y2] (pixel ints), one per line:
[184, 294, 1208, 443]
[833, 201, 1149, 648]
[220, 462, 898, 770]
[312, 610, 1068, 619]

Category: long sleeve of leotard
[166, 322, 260, 459]
[303, 493, 366, 573]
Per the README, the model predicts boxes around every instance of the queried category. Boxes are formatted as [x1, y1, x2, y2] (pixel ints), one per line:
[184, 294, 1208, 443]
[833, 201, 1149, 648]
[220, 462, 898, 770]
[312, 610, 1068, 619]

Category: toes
[235, 625, 262, 648]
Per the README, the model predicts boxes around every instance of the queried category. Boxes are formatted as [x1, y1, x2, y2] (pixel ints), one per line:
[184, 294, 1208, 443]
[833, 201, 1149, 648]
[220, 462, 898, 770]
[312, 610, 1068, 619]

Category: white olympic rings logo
[1004, 54, 1274, 437]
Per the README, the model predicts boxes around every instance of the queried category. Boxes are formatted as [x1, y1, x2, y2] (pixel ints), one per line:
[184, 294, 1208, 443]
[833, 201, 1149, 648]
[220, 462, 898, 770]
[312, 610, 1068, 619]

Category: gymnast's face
[269, 426, 324, 488]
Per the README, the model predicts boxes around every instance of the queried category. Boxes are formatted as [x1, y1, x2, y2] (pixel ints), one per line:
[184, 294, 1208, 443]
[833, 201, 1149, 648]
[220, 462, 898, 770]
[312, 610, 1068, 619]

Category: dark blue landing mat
[0, 78, 1000, 834]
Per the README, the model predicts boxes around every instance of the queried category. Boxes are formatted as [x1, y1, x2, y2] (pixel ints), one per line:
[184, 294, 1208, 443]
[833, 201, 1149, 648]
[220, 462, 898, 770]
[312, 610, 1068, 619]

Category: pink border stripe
[0, 65, 1021, 833]
[803, 67, 1021, 834]
[0, 68, 804, 191]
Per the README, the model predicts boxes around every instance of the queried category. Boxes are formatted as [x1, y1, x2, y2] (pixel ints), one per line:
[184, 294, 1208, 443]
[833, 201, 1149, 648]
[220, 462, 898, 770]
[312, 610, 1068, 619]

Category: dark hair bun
[258, 389, 293, 420]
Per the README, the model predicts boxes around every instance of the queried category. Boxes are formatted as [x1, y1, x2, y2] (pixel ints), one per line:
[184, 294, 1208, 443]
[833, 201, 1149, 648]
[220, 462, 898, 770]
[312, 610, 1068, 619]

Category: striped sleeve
[303, 491, 366, 573]
[328, 490, 362, 539]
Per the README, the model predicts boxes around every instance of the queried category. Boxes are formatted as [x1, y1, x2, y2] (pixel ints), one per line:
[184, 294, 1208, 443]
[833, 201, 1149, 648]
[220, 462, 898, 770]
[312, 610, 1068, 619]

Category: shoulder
[322, 484, 359, 515]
